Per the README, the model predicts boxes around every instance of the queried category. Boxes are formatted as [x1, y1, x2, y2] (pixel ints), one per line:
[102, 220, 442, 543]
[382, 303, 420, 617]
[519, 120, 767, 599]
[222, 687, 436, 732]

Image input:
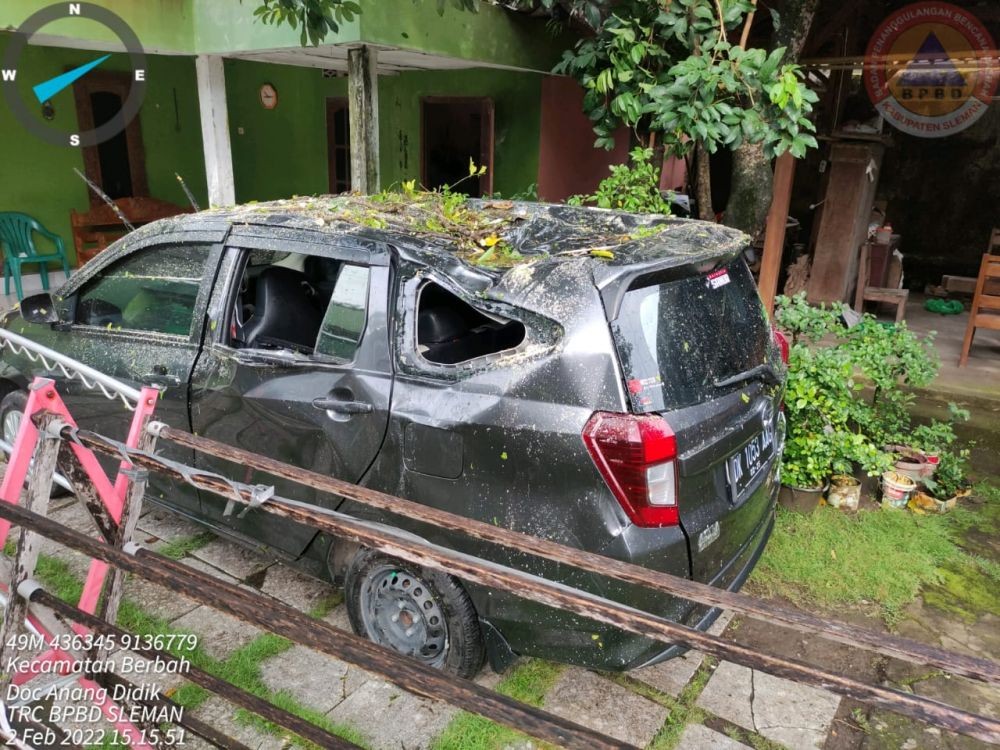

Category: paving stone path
[27, 500, 847, 749]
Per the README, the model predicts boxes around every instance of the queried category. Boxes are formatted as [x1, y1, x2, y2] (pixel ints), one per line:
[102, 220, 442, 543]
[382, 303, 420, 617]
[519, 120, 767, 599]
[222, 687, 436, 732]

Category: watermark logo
[865, 2, 997, 138]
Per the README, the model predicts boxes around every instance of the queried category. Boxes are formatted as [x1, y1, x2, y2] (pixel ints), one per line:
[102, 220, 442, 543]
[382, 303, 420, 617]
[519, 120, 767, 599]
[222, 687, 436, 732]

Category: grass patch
[644, 659, 713, 750]
[749, 482, 999, 624]
[157, 531, 215, 560]
[431, 659, 564, 750]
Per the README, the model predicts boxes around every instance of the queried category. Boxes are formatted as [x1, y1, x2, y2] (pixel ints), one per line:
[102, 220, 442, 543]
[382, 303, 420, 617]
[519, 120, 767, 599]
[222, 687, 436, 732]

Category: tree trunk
[724, 0, 819, 235]
[725, 142, 772, 235]
[774, 0, 821, 63]
[695, 142, 714, 221]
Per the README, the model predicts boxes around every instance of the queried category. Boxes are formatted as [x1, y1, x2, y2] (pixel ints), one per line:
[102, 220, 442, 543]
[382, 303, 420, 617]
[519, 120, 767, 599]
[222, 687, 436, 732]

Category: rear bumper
[630, 502, 775, 668]
[480, 478, 778, 671]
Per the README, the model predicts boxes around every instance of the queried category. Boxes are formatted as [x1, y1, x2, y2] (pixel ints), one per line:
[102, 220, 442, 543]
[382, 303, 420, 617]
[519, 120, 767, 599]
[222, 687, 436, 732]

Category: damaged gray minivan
[0, 199, 786, 677]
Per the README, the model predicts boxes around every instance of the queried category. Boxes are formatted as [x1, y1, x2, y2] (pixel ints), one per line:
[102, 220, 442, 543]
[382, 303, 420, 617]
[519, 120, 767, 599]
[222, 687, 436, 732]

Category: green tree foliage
[567, 147, 673, 213]
[551, 0, 819, 159]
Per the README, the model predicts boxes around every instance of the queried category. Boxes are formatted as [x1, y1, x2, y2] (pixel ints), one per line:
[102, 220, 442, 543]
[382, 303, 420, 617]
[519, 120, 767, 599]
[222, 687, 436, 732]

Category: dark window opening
[421, 98, 494, 197]
[327, 98, 351, 194]
[230, 250, 369, 361]
[417, 282, 525, 365]
[91, 91, 134, 199]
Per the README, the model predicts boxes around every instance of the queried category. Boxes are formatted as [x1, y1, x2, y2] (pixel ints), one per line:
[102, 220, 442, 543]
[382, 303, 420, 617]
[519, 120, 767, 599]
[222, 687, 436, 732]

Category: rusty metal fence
[0, 370, 998, 747]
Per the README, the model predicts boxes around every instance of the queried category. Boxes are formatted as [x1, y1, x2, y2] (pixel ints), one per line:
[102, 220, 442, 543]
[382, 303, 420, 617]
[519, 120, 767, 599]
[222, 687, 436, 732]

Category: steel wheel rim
[359, 565, 449, 667]
[3, 409, 21, 444]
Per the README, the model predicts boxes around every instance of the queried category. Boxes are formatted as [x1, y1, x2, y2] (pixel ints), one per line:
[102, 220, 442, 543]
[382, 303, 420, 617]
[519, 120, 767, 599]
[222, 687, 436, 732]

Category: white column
[195, 54, 236, 207]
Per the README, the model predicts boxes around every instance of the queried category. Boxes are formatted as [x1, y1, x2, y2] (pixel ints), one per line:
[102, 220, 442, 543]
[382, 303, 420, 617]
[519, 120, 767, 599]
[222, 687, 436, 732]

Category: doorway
[421, 97, 494, 197]
[72, 71, 148, 205]
[327, 98, 351, 194]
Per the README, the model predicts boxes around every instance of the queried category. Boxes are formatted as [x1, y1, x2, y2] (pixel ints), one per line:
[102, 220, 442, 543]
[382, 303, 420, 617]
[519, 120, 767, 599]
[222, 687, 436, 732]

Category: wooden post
[0, 415, 61, 688]
[97, 427, 156, 635]
[196, 54, 236, 208]
[348, 45, 380, 194]
[759, 152, 796, 316]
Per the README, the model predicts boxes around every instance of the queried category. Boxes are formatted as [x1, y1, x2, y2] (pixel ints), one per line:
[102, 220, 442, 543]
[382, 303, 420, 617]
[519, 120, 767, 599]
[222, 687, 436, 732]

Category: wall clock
[259, 83, 278, 110]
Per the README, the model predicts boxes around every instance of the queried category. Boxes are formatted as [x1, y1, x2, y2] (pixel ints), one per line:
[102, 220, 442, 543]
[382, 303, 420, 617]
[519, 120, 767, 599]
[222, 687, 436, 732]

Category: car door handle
[142, 368, 181, 387]
[312, 397, 373, 415]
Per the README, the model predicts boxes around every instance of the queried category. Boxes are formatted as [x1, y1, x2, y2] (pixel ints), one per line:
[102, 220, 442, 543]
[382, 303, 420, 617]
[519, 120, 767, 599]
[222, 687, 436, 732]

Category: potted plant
[826, 473, 861, 511]
[775, 297, 892, 512]
[881, 470, 917, 508]
[779, 431, 832, 513]
[913, 448, 972, 513]
[909, 403, 970, 474]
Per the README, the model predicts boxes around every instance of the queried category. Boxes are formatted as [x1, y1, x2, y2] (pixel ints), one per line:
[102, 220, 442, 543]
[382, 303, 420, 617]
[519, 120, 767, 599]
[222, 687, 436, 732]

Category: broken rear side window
[417, 282, 525, 365]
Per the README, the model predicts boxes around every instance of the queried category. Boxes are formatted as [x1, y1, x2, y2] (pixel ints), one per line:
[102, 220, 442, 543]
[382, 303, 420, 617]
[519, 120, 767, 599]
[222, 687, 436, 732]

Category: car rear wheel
[1, 390, 71, 498]
[344, 549, 485, 678]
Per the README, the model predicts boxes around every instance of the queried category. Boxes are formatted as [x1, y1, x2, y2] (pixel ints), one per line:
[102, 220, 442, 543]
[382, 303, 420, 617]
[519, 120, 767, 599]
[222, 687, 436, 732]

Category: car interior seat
[304, 256, 342, 303]
[241, 267, 324, 353]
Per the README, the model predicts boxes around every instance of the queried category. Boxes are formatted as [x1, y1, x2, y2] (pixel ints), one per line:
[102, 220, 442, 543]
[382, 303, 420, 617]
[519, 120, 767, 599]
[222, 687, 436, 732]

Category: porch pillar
[759, 152, 796, 317]
[195, 55, 236, 207]
[348, 45, 380, 194]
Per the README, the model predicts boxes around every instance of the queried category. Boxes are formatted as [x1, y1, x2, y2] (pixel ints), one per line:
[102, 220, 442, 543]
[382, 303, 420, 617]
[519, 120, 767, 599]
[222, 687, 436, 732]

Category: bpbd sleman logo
[865, 1, 997, 137]
[2, 2, 147, 148]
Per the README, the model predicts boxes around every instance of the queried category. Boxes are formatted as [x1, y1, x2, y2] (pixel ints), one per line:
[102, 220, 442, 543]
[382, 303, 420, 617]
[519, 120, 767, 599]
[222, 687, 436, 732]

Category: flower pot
[826, 474, 861, 511]
[779, 482, 827, 514]
[884, 445, 933, 482]
[881, 470, 916, 508]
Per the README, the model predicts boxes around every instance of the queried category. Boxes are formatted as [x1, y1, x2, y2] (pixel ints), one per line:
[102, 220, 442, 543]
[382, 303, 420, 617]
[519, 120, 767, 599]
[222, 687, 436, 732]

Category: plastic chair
[0, 212, 72, 301]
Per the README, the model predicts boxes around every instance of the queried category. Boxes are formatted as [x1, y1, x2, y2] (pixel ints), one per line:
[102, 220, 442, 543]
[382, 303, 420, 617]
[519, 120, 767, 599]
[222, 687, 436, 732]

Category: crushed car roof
[195, 195, 747, 278]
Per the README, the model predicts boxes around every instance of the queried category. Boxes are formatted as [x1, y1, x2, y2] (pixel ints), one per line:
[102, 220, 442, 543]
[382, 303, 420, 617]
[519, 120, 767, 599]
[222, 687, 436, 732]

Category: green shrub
[774, 294, 960, 490]
[567, 147, 673, 214]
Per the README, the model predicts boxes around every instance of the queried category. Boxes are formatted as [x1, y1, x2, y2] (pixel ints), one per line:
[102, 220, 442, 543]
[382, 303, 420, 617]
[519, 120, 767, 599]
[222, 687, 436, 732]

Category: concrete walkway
[21, 500, 843, 750]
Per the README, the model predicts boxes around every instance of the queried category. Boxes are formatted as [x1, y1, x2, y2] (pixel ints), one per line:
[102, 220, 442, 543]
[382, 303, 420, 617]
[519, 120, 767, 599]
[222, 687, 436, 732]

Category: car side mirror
[20, 293, 59, 325]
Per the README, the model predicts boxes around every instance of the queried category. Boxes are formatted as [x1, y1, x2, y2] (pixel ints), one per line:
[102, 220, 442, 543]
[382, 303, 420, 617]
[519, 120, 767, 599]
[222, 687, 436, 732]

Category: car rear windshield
[611, 257, 771, 413]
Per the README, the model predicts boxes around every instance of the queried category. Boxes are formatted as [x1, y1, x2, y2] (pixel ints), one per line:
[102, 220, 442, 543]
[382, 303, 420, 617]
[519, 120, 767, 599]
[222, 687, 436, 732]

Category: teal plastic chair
[0, 212, 72, 301]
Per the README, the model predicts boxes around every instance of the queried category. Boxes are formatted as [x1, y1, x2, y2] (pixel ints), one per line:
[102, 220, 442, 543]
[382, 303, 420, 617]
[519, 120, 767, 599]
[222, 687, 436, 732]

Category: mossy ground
[749, 482, 1000, 626]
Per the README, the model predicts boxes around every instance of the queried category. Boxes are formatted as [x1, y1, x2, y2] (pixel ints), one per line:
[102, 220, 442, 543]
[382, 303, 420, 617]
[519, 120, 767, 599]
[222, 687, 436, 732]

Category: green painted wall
[225, 60, 542, 202]
[0, 1, 560, 71]
[378, 69, 542, 194]
[0, 0, 196, 54]
[0, 34, 207, 264]
[358, 0, 566, 72]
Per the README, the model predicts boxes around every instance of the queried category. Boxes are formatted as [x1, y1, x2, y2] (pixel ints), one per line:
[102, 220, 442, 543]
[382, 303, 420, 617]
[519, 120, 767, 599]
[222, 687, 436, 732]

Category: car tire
[344, 548, 485, 678]
[0, 390, 71, 498]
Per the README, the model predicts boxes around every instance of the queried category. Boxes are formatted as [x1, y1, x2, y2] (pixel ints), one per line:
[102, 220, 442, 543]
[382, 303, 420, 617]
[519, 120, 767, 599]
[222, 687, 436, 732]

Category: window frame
[207, 229, 384, 368]
[62, 237, 222, 344]
[394, 268, 538, 380]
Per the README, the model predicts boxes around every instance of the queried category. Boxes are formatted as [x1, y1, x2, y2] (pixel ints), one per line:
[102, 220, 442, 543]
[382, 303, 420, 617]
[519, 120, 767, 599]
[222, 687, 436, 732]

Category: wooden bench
[854, 240, 908, 324]
[71, 197, 191, 266]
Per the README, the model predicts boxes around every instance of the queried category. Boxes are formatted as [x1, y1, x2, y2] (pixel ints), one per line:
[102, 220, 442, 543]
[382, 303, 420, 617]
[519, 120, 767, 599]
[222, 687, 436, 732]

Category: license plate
[726, 421, 775, 502]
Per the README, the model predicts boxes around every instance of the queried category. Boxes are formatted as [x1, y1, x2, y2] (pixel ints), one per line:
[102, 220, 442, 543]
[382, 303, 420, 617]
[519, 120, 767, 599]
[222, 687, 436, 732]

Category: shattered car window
[316, 264, 370, 361]
[416, 282, 525, 365]
[75, 244, 210, 336]
[612, 258, 770, 412]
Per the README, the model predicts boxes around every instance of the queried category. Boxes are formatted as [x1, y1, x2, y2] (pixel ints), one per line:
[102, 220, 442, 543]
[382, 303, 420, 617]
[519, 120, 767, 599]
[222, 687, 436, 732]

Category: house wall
[0, 0, 559, 69]
[537, 76, 629, 202]
[0, 36, 208, 265]
[225, 60, 543, 201]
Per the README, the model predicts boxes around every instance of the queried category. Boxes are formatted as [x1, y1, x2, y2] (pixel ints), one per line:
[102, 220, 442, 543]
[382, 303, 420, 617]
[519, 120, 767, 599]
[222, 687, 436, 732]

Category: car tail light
[773, 328, 789, 365]
[582, 412, 679, 527]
